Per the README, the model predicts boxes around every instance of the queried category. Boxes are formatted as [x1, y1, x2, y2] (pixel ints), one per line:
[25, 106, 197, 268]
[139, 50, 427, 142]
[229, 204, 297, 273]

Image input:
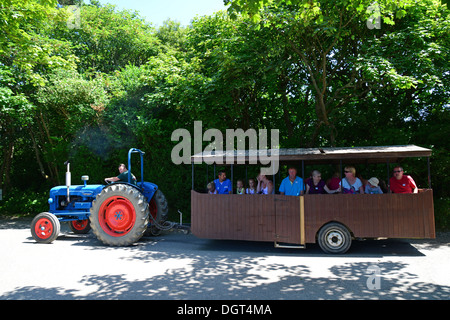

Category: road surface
[0, 217, 449, 300]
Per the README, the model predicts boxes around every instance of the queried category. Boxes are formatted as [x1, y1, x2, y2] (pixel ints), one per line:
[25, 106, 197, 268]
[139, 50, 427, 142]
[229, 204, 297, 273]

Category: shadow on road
[2, 246, 450, 300]
[2, 217, 449, 300]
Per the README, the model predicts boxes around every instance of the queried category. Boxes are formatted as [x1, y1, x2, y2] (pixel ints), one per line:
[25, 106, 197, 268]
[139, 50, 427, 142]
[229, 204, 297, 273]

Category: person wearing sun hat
[365, 177, 384, 194]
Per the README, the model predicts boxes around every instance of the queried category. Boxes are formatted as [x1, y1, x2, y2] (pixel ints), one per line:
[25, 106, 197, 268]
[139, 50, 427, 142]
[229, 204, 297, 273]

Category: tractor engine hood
[49, 184, 103, 198]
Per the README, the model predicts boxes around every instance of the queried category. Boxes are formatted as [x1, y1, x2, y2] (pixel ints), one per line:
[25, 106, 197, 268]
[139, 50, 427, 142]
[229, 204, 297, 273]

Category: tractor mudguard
[138, 181, 158, 201]
[102, 181, 158, 202]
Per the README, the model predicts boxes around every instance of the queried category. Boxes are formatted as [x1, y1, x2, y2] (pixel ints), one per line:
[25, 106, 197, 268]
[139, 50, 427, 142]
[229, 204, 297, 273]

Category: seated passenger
[246, 178, 256, 194]
[306, 170, 338, 194]
[257, 173, 274, 194]
[389, 166, 418, 193]
[236, 179, 245, 194]
[207, 182, 217, 194]
[365, 177, 383, 194]
[326, 172, 341, 192]
[339, 166, 364, 194]
[279, 166, 304, 196]
[214, 170, 232, 194]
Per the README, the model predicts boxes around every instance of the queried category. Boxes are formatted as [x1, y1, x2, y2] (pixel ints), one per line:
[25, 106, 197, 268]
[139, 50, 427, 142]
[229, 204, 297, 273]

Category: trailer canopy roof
[191, 145, 432, 165]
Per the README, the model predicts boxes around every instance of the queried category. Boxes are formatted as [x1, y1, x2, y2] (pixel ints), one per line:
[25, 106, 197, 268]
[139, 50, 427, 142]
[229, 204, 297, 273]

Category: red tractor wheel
[31, 212, 61, 244]
[69, 219, 91, 234]
[89, 184, 149, 246]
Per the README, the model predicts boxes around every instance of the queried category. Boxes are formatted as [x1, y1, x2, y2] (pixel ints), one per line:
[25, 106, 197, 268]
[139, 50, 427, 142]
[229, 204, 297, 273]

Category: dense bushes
[1, 1, 448, 229]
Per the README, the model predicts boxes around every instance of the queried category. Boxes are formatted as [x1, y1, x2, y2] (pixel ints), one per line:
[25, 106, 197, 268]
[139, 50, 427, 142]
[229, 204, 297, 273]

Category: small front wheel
[31, 212, 61, 244]
[318, 222, 352, 254]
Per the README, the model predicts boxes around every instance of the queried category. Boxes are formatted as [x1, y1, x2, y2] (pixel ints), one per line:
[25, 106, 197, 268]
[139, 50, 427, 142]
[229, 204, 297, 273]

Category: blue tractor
[30, 148, 180, 246]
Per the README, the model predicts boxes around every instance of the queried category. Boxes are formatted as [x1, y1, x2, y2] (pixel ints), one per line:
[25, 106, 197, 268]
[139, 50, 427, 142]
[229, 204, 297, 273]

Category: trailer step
[274, 241, 306, 249]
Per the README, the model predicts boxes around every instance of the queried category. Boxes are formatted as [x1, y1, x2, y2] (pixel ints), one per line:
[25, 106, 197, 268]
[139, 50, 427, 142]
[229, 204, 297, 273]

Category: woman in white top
[338, 166, 364, 194]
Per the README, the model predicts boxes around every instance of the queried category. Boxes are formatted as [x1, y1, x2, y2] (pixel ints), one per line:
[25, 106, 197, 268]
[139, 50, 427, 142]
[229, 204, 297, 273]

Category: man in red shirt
[389, 166, 418, 193]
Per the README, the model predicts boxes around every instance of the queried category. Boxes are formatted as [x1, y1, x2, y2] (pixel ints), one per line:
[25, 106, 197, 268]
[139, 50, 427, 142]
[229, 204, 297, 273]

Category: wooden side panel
[191, 191, 276, 242]
[304, 190, 436, 243]
[274, 195, 302, 244]
[191, 191, 304, 244]
[191, 190, 435, 245]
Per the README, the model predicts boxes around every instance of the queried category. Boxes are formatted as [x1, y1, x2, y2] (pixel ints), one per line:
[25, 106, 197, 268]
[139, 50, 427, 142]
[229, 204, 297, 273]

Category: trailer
[189, 145, 435, 254]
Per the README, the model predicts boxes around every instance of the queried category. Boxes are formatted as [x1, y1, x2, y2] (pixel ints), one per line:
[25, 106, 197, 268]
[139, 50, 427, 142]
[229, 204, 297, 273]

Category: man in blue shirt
[279, 166, 304, 196]
[214, 170, 232, 194]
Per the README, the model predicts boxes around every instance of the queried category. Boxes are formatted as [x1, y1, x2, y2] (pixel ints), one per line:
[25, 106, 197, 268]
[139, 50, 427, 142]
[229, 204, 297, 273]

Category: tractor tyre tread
[89, 184, 149, 246]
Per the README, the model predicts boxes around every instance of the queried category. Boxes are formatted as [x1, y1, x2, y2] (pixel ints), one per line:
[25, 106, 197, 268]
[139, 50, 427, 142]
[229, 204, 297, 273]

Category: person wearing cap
[365, 177, 384, 194]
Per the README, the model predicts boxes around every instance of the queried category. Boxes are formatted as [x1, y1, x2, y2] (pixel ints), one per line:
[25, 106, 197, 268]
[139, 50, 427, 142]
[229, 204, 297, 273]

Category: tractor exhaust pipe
[64, 161, 71, 202]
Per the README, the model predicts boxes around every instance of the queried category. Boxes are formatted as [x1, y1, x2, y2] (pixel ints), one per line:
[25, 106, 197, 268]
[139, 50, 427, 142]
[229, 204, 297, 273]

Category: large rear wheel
[90, 184, 149, 246]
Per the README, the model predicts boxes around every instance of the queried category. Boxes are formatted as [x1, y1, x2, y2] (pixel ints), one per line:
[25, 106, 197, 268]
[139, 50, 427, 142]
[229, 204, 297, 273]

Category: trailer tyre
[31, 212, 61, 244]
[90, 184, 149, 246]
[318, 222, 352, 254]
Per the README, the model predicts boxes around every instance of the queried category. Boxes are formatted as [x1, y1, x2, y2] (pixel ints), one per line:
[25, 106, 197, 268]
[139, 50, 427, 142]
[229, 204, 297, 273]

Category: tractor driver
[105, 163, 137, 185]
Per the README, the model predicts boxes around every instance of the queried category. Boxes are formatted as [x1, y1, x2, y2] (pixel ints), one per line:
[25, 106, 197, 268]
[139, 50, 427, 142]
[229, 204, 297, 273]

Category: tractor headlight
[48, 198, 54, 204]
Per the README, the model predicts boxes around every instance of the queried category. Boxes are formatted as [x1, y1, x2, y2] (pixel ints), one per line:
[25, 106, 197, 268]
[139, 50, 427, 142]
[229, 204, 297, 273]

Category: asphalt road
[0, 217, 449, 301]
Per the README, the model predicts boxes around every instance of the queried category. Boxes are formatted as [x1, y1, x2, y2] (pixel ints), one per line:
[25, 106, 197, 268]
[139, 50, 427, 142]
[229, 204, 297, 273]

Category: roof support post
[273, 162, 276, 191]
[301, 160, 304, 181]
[387, 160, 390, 191]
[231, 164, 234, 194]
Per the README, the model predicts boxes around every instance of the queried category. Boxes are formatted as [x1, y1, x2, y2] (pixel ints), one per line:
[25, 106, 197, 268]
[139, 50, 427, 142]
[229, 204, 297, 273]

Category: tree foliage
[0, 0, 448, 228]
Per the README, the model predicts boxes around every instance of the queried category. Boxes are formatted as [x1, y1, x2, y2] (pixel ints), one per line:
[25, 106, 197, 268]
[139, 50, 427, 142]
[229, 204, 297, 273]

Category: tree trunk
[28, 127, 48, 180]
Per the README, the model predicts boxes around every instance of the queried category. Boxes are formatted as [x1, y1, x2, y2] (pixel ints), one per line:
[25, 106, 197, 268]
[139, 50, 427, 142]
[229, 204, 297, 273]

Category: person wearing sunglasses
[389, 166, 418, 194]
[339, 166, 364, 194]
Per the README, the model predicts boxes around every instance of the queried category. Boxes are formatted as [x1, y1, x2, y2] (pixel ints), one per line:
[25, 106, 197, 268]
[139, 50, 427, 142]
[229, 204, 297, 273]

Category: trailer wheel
[90, 184, 149, 246]
[31, 212, 61, 244]
[69, 219, 91, 234]
[318, 222, 352, 254]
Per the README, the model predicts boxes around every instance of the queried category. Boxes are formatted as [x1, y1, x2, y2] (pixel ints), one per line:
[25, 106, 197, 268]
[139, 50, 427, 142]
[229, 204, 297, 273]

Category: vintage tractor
[30, 148, 186, 246]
